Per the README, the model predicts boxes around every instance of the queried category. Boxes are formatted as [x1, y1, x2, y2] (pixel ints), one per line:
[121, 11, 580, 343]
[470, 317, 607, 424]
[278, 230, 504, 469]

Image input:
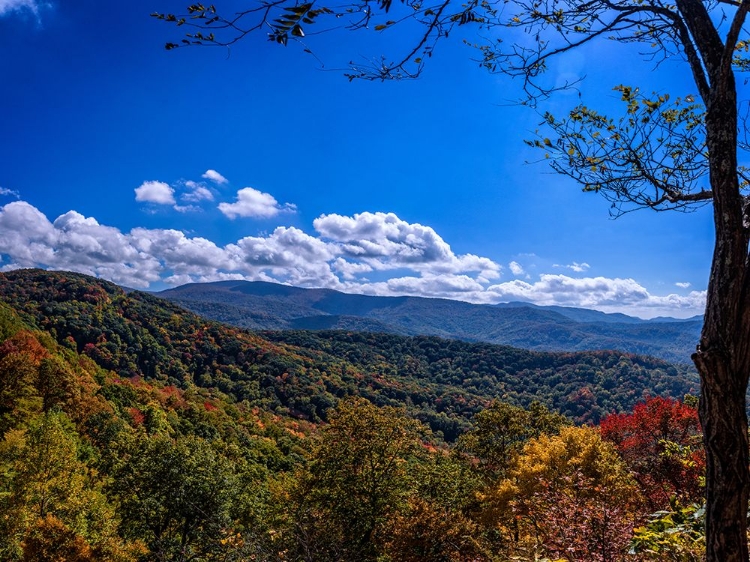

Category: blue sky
[0, 0, 720, 318]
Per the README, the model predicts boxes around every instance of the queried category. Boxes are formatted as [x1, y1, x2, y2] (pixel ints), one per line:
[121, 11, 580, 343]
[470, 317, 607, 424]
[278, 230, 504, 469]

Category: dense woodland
[0, 269, 709, 560]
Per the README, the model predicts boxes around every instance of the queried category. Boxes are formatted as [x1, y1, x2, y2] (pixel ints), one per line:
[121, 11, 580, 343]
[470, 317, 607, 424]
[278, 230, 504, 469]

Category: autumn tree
[381, 452, 490, 561]
[0, 411, 136, 561]
[156, 1, 750, 558]
[601, 396, 705, 510]
[458, 400, 570, 481]
[0, 330, 47, 432]
[485, 425, 642, 561]
[21, 515, 95, 562]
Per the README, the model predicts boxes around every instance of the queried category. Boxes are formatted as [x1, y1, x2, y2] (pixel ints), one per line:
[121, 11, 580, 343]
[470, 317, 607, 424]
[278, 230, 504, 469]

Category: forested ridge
[0, 269, 708, 560]
[158, 280, 702, 364]
[262, 330, 696, 427]
[0, 269, 697, 434]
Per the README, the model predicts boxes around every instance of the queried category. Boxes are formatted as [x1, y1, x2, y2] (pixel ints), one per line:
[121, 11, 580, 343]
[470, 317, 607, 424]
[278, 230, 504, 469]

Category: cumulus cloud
[553, 261, 590, 272]
[230, 227, 340, 286]
[202, 169, 228, 185]
[315, 212, 453, 263]
[135, 181, 175, 205]
[332, 258, 373, 280]
[0, 201, 706, 318]
[182, 181, 215, 203]
[509, 261, 525, 276]
[219, 187, 296, 219]
[0, 202, 160, 288]
[675, 282, 691, 288]
[173, 204, 201, 213]
[486, 274, 706, 318]
[0, 201, 336, 290]
[136, 177, 218, 212]
[361, 274, 488, 301]
[314, 212, 501, 281]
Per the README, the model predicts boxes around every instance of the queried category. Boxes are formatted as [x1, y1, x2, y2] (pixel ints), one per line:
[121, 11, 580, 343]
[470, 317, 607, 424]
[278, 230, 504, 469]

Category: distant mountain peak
[158, 280, 702, 364]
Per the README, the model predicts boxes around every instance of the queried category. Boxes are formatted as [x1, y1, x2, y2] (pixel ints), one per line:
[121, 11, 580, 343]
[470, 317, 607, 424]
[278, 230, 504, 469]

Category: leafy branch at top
[526, 85, 718, 216]
[153, 1, 750, 101]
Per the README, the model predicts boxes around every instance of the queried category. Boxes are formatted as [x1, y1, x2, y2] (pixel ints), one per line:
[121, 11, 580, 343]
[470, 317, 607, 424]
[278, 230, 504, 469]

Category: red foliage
[128, 407, 146, 426]
[600, 397, 704, 509]
[0, 330, 49, 365]
[159, 385, 186, 409]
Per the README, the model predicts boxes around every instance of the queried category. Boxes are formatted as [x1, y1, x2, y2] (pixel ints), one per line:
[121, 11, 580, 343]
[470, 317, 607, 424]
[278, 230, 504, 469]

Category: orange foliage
[22, 515, 94, 562]
[128, 407, 146, 426]
[0, 329, 49, 365]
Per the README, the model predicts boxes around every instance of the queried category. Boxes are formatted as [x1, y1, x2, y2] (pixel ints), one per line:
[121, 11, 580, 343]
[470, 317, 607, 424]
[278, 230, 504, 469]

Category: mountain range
[0, 269, 698, 434]
[158, 280, 702, 364]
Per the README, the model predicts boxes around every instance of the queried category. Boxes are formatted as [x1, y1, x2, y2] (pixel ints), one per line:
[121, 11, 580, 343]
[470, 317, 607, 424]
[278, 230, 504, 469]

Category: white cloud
[135, 181, 176, 205]
[219, 187, 296, 219]
[315, 212, 453, 263]
[231, 226, 340, 286]
[0, 187, 19, 198]
[364, 274, 487, 300]
[0, 201, 56, 265]
[0, 201, 706, 318]
[509, 261, 525, 276]
[182, 181, 215, 203]
[173, 204, 201, 213]
[486, 274, 706, 318]
[131, 228, 236, 279]
[202, 169, 228, 185]
[135, 178, 216, 211]
[314, 212, 501, 281]
[676, 282, 691, 288]
[332, 258, 373, 280]
[0, 202, 160, 288]
[0, 0, 43, 16]
[553, 261, 590, 272]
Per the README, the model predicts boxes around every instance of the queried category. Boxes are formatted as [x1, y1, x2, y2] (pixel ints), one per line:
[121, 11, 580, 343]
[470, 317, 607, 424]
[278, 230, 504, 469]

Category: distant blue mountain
[495, 301, 703, 324]
[157, 281, 702, 364]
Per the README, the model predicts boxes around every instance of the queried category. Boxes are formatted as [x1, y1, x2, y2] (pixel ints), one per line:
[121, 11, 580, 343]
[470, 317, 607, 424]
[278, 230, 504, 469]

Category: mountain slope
[0, 269, 698, 435]
[158, 280, 702, 363]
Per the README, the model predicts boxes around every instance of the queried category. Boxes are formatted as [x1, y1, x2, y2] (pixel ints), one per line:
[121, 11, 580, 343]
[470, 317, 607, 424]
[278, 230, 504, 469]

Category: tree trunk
[695, 351, 750, 561]
[694, 56, 750, 561]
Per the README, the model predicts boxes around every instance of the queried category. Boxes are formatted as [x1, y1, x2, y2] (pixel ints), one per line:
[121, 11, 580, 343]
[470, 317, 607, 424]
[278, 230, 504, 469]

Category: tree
[0, 330, 47, 432]
[21, 515, 95, 562]
[111, 433, 239, 562]
[0, 411, 136, 561]
[380, 451, 490, 561]
[600, 396, 705, 510]
[156, 1, 750, 558]
[291, 397, 427, 561]
[486, 425, 642, 561]
[458, 400, 570, 480]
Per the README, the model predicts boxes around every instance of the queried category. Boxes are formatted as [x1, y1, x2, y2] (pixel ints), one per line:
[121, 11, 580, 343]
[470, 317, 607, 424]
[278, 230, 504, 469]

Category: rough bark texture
[695, 351, 750, 561]
[691, 13, 750, 558]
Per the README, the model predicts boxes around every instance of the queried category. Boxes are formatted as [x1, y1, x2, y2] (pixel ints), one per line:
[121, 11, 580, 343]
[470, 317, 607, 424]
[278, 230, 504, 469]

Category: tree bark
[695, 350, 750, 561]
[693, 49, 750, 561]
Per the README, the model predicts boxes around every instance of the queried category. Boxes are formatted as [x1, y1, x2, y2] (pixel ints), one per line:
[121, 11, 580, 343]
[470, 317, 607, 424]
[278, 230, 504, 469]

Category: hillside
[0, 269, 697, 434]
[0, 299, 704, 561]
[158, 280, 702, 364]
[0, 269, 705, 560]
